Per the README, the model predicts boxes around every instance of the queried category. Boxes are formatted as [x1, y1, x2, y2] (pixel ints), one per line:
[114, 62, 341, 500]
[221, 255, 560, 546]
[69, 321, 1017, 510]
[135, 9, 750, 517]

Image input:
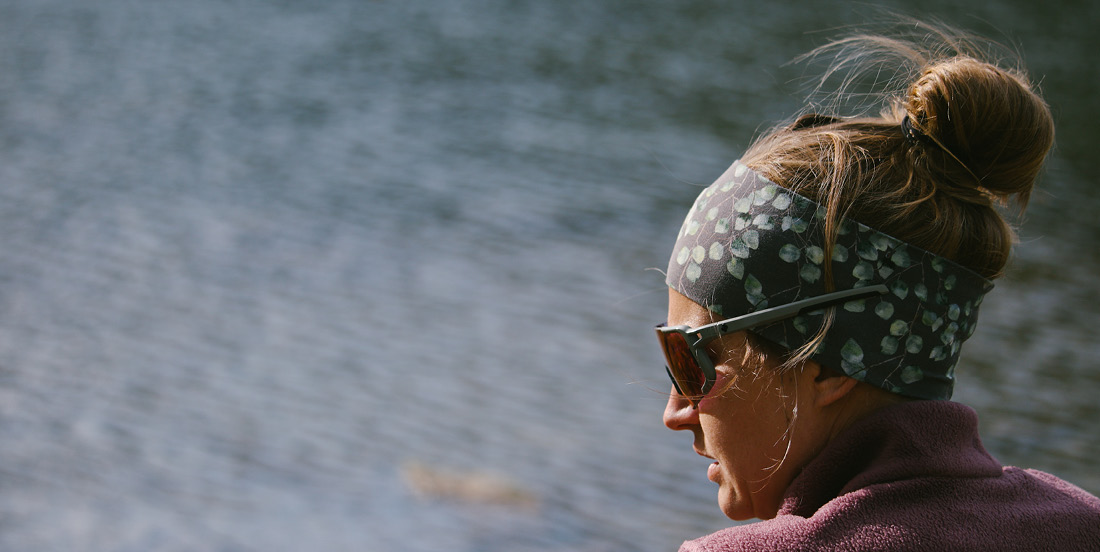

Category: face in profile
[661, 289, 822, 521]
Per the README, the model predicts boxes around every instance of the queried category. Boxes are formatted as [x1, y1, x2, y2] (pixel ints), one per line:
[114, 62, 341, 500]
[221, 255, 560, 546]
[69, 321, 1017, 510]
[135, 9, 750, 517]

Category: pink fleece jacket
[680, 400, 1100, 551]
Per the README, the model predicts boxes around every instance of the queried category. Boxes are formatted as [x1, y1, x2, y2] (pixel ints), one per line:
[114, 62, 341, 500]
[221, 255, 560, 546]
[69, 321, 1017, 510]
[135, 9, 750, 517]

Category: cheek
[697, 370, 737, 409]
[701, 371, 794, 452]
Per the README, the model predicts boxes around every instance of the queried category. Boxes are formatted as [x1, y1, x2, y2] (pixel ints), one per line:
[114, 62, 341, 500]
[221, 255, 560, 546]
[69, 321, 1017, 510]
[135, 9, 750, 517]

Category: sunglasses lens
[657, 330, 706, 399]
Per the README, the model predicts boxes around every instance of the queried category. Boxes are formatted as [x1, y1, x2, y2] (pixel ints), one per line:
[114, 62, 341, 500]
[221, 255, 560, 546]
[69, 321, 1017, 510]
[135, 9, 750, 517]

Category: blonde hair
[738, 21, 1053, 372]
[744, 22, 1053, 281]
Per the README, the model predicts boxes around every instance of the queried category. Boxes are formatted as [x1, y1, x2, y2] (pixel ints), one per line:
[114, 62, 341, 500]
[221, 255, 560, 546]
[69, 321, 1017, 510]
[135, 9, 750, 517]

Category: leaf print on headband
[666, 160, 993, 400]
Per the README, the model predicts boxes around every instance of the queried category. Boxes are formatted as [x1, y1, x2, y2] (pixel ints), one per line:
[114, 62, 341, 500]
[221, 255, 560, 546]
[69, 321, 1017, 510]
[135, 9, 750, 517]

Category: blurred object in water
[401, 461, 538, 510]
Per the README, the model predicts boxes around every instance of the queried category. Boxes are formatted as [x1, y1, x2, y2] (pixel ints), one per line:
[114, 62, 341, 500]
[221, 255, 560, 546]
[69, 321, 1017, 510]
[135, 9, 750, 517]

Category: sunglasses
[656, 284, 887, 406]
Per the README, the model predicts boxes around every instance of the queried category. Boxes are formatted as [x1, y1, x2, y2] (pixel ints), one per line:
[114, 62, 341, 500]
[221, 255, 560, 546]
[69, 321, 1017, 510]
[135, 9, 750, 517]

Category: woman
[656, 23, 1100, 551]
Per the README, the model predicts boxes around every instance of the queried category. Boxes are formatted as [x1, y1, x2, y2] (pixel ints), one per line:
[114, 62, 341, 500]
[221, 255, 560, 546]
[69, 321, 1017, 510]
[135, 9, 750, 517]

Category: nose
[663, 387, 700, 430]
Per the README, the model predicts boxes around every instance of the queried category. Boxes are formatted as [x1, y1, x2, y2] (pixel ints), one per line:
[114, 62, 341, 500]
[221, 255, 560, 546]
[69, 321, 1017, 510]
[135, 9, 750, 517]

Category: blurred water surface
[0, 1, 1097, 550]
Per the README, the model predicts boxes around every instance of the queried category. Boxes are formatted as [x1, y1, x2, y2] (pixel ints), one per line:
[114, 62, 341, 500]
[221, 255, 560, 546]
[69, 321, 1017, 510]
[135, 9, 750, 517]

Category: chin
[717, 488, 754, 521]
[719, 486, 781, 521]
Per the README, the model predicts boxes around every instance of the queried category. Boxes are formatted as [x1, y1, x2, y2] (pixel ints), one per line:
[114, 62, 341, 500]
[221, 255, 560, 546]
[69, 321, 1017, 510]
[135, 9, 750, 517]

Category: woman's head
[659, 22, 1053, 519]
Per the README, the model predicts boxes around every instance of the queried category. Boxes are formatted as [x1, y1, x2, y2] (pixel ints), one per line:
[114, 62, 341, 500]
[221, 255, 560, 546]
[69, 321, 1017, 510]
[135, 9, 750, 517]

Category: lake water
[0, 1, 1096, 550]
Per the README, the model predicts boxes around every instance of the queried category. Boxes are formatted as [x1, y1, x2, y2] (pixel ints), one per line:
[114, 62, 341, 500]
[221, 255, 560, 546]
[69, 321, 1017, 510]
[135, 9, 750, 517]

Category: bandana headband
[666, 161, 994, 400]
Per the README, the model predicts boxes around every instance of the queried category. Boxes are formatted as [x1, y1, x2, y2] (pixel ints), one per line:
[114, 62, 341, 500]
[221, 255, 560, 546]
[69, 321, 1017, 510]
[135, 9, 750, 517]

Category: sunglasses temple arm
[690, 284, 889, 341]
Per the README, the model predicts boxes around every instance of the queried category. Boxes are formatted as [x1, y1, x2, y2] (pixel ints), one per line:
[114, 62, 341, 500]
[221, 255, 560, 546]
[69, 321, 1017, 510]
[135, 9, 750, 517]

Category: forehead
[667, 288, 721, 328]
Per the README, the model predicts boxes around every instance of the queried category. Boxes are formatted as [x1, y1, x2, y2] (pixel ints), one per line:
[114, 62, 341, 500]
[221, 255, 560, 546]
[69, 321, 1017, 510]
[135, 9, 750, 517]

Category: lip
[707, 461, 721, 483]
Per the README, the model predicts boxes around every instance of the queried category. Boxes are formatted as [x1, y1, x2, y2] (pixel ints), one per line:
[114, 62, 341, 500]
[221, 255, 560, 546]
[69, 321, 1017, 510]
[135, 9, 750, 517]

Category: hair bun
[904, 57, 1054, 206]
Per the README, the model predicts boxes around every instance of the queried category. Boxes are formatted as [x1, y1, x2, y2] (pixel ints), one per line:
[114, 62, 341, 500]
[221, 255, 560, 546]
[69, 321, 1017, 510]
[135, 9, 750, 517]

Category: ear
[803, 360, 860, 408]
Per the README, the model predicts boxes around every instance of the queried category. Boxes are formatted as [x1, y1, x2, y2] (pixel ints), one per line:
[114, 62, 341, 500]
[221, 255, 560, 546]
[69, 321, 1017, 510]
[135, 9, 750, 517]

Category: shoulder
[1012, 466, 1100, 503]
[826, 467, 1100, 550]
[680, 471, 1100, 552]
[1000, 467, 1100, 522]
[677, 513, 928, 552]
[841, 466, 1100, 546]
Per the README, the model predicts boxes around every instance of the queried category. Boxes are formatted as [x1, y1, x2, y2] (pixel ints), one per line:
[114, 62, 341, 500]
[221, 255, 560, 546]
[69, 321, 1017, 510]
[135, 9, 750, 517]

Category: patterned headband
[666, 161, 994, 399]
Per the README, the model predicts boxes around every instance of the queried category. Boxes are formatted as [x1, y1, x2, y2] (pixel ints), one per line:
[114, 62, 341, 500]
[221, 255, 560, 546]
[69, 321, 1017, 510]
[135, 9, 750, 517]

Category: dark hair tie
[900, 115, 928, 146]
